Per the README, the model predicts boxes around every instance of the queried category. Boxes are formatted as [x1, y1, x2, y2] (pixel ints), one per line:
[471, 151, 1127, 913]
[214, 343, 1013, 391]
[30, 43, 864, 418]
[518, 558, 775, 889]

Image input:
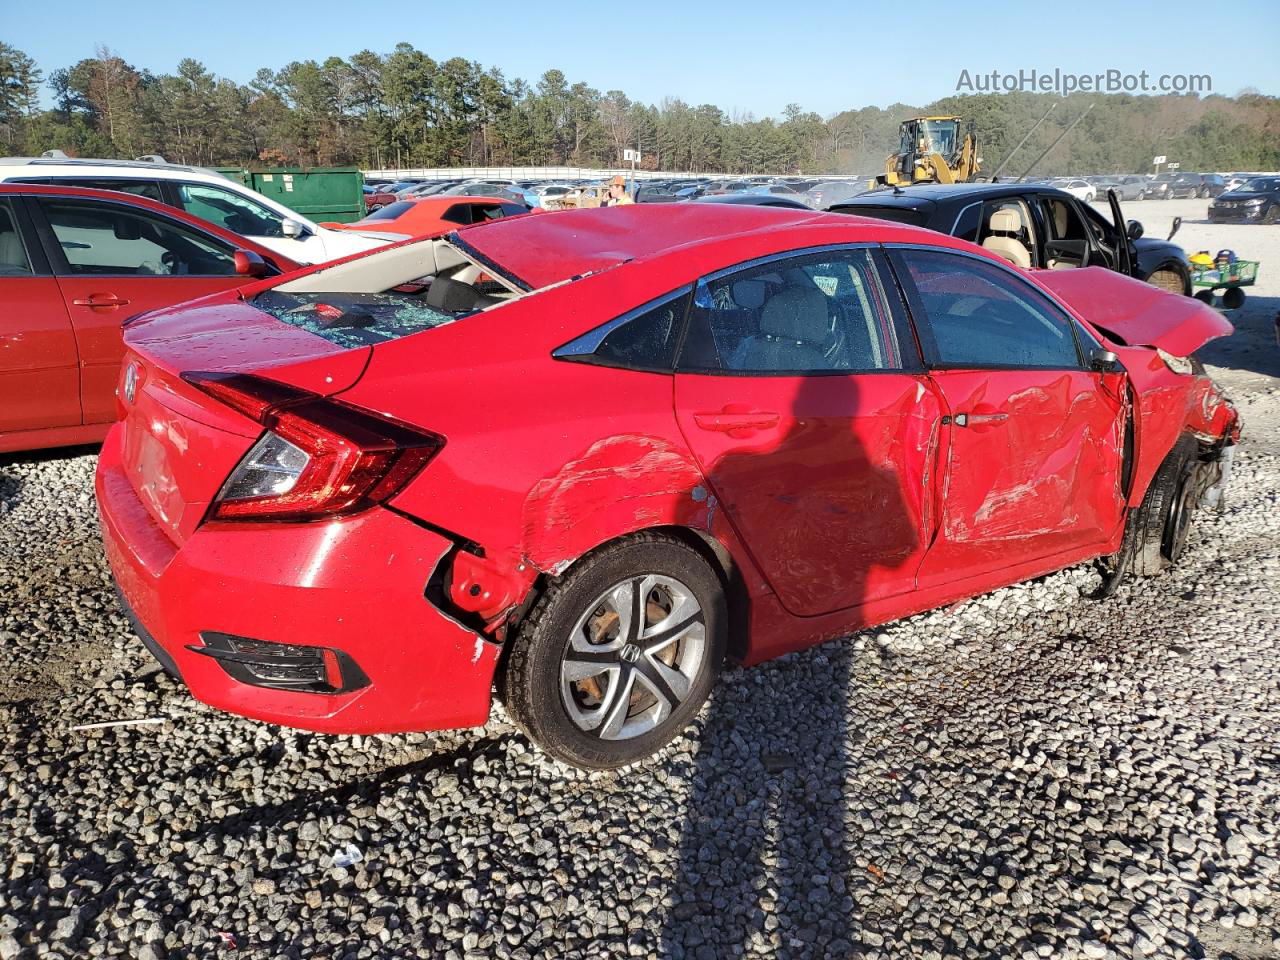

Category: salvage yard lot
[2, 199, 1279, 959]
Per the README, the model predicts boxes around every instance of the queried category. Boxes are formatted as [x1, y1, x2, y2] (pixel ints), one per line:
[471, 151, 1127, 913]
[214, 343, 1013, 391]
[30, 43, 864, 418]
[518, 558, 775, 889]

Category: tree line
[2, 41, 1278, 176]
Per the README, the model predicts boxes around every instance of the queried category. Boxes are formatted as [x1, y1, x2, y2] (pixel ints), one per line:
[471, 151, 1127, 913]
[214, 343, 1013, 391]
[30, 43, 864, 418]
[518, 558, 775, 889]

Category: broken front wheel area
[1098, 435, 1232, 594]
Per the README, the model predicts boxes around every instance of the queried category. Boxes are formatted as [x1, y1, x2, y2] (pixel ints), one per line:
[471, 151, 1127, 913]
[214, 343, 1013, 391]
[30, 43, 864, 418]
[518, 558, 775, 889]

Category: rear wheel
[1223, 287, 1246, 310]
[1149, 268, 1186, 295]
[503, 534, 726, 770]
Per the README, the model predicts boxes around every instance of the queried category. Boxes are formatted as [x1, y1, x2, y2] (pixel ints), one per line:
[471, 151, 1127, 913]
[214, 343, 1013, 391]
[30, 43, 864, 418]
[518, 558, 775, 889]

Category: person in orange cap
[602, 175, 634, 206]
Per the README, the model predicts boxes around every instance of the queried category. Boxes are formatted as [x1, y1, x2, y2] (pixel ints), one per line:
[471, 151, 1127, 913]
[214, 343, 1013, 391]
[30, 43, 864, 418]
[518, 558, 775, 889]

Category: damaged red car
[97, 204, 1239, 770]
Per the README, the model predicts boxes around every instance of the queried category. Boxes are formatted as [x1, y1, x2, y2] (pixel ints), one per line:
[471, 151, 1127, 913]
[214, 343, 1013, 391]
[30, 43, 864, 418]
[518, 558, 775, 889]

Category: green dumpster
[214, 167, 364, 224]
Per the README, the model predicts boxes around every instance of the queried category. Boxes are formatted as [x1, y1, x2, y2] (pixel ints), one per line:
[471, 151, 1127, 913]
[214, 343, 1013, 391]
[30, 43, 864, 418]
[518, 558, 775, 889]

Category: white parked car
[527, 183, 575, 208]
[1050, 178, 1097, 203]
[0, 155, 390, 264]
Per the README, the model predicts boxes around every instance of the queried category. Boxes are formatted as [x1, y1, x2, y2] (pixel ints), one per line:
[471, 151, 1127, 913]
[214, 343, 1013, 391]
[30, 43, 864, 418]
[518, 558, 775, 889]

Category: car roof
[695, 193, 810, 208]
[0, 183, 298, 266]
[833, 181, 1078, 211]
[454, 203, 933, 290]
[0, 155, 213, 175]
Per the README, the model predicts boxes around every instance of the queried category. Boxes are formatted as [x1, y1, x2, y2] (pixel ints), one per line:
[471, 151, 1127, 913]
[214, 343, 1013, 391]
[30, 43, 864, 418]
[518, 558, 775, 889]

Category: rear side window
[895, 249, 1082, 369]
[10, 176, 164, 201]
[834, 205, 928, 228]
[554, 288, 689, 372]
[39, 198, 236, 276]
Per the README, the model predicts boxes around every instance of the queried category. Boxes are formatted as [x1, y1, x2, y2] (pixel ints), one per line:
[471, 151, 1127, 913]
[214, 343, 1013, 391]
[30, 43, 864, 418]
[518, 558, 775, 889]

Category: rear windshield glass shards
[253, 290, 457, 348]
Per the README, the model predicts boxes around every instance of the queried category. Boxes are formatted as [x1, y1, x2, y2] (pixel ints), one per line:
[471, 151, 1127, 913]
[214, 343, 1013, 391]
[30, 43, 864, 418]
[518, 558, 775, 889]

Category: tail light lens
[183, 372, 443, 523]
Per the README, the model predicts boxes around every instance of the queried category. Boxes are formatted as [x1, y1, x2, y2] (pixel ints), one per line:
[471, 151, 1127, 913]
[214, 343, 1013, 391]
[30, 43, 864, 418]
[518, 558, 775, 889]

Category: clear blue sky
[7, 0, 1277, 117]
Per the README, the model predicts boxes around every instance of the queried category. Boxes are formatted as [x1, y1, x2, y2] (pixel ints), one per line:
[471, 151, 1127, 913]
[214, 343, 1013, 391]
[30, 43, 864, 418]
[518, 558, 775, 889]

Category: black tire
[1194, 289, 1216, 305]
[1129, 435, 1199, 576]
[502, 533, 726, 770]
[1222, 287, 1246, 310]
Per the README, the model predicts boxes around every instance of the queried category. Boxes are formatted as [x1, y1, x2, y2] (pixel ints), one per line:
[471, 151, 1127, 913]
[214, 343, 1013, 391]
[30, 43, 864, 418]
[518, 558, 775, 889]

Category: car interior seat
[734, 285, 833, 370]
[1046, 202, 1079, 270]
[0, 208, 30, 275]
[425, 275, 501, 313]
[981, 209, 1032, 269]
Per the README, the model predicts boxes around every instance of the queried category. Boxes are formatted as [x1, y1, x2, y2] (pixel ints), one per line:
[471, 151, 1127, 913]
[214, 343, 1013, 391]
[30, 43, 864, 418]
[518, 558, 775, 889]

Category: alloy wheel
[559, 575, 706, 741]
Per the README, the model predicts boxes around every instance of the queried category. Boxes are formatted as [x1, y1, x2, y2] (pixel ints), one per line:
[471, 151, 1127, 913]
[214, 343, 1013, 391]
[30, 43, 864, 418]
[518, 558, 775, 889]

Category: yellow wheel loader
[876, 116, 980, 187]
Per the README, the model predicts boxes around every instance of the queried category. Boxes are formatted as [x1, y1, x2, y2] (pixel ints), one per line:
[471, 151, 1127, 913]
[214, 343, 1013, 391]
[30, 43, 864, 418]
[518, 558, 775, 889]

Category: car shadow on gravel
[660, 373, 918, 959]
[1197, 294, 1280, 381]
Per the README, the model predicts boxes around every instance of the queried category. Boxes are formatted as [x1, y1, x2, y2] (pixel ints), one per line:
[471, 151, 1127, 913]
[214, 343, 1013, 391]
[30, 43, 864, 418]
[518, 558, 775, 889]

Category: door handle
[693, 411, 780, 433]
[945, 412, 1008, 428]
[72, 294, 131, 308]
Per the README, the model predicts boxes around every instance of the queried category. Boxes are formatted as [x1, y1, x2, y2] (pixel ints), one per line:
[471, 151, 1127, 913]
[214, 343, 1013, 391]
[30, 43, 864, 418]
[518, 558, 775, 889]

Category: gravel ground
[2, 212, 1279, 960]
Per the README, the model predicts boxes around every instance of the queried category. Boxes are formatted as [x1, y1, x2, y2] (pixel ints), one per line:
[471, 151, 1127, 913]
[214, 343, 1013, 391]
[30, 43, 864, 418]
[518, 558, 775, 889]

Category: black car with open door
[828, 183, 1192, 295]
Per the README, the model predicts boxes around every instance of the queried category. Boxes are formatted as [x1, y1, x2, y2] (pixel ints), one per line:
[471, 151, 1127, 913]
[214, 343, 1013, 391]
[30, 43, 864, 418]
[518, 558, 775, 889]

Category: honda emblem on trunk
[123, 363, 138, 405]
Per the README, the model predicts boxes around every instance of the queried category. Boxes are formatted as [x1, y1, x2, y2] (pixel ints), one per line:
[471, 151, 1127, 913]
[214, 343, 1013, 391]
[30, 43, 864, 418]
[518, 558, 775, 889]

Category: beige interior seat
[981, 208, 1032, 269]
[1046, 202, 1076, 269]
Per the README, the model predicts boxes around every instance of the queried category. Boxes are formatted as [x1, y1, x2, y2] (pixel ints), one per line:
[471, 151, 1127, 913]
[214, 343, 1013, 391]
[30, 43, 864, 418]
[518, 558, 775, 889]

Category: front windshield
[921, 119, 959, 156]
[1241, 178, 1279, 192]
[356, 201, 414, 223]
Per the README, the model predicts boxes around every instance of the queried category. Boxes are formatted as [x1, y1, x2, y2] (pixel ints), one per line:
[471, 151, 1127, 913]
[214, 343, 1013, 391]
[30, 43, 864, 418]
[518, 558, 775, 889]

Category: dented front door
[913, 369, 1126, 591]
[888, 246, 1127, 591]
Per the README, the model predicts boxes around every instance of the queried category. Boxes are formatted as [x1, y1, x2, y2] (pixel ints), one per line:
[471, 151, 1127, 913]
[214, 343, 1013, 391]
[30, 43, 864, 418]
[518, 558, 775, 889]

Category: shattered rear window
[839, 205, 928, 227]
[253, 291, 457, 349]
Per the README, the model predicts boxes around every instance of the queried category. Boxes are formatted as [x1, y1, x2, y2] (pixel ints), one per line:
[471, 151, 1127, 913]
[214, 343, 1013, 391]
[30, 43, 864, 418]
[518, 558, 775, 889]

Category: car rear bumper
[96, 424, 500, 735]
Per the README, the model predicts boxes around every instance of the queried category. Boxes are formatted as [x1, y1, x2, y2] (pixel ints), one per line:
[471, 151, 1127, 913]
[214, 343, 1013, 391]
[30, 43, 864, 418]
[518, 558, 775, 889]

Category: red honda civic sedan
[0, 184, 298, 453]
[97, 204, 1239, 769]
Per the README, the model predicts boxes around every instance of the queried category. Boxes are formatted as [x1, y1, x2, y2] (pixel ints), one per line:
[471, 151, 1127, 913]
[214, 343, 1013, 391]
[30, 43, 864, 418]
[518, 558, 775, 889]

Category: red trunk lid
[118, 298, 371, 544]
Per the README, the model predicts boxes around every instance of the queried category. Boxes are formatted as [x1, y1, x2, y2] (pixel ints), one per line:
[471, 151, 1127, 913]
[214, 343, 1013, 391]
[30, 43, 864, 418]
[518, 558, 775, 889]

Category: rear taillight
[183, 372, 443, 523]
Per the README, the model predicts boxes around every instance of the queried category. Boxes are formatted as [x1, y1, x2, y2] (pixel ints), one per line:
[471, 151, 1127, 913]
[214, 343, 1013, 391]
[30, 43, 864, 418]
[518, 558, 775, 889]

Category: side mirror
[281, 218, 305, 239]
[233, 249, 269, 278]
[1091, 349, 1120, 373]
[1167, 216, 1182, 241]
[1126, 220, 1144, 241]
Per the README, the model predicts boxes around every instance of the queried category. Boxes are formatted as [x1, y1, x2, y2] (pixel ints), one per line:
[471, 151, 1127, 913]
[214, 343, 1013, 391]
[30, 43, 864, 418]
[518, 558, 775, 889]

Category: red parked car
[327, 195, 531, 239]
[97, 205, 1239, 770]
[0, 184, 298, 453]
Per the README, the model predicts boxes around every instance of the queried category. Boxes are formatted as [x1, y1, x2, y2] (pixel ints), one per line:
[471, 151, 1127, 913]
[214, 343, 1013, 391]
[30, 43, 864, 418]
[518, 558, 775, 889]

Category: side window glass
[898, 249, 1081, 369]
[41, 199, 236, 276]
[1042, 198, 1088, 242]
[0, 200, 33, 275]
[440, 204, 472, 225]
[176, 183, 284, 238]
[953, 204, 981, 243]
[678, 249, 902, 374]
[555, 289, 688, 372]
[62, 178, 164, 202]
